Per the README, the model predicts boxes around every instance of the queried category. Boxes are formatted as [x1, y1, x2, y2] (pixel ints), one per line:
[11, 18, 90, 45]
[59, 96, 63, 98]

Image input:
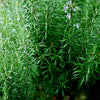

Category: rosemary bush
[0, 0, 100, 100]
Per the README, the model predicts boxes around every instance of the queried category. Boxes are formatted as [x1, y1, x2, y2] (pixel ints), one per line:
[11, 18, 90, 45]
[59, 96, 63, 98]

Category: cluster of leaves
[0, 0, 100, 100]
[0, 0, 39, 100]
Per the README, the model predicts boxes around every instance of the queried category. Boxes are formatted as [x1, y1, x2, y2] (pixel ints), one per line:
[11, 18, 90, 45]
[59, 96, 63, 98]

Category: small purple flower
[66, 13, 71, 20]
[64, 5, 69, 10]
[76, 23, 80, 29]
[67, 0, 72, 5]
[73, 8, 76, 12]
[65, 10, 67, 13]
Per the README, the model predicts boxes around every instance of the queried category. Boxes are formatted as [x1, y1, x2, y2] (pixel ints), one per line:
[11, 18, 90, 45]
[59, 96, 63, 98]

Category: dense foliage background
[0, 0, 100, 100]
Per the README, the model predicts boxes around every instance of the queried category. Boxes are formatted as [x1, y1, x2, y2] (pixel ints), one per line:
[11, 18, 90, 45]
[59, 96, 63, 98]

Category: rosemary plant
[0, 0, 100, 100]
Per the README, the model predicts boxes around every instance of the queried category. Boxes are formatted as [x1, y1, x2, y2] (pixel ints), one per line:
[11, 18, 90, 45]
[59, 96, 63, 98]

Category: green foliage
[0, 0, 100, 99]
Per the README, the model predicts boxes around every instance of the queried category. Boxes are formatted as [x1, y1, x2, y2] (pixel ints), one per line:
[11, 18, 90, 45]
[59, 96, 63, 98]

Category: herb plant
[0, 0, 100, 100]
